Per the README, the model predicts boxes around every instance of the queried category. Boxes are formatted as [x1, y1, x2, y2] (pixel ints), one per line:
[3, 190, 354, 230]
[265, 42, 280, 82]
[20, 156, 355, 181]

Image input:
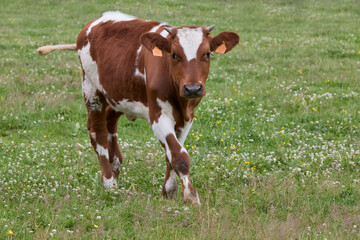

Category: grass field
[1, 0, 360, 239]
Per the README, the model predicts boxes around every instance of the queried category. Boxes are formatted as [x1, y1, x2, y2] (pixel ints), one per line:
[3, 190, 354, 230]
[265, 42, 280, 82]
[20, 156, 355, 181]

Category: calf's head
[141, 25, 239, 99]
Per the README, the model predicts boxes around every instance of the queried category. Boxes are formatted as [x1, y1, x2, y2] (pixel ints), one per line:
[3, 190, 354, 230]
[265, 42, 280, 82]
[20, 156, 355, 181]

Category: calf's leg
[86, 95, 117, 188]
[162, 158, 178, 199]
[106, 106, 123, 177]
[165, 134, 200, 204]
[152, 115, 200, 204]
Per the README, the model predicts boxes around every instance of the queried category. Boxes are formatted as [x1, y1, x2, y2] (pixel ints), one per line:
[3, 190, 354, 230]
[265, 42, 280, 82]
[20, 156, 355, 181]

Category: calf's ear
[141, 33, 171, 57]
[210, 31, 239, 54]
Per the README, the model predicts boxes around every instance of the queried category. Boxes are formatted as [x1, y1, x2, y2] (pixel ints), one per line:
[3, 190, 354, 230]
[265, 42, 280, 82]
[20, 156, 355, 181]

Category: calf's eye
[205, 52, 211, 58]
[172, 53, 177, 59]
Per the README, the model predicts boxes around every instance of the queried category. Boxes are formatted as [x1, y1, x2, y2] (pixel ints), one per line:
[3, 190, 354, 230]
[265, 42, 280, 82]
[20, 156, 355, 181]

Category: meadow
[1, 0, 360, 239]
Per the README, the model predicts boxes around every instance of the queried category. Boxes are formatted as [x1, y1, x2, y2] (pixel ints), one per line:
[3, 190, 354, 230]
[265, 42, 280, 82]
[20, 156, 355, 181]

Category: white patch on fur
[178, 120, 193, 145]
[87, 11, 136, 35]
[165, 170, 177, 197]
[152, 100, 176, 142]
[177, 27, 203, 61]
[113, 99, 149, 121]
[107, 133, 118, 142]
[90, 132, 96, 140]
[134, 45, 144, 80]
[143, 69, 146, 84]
[111, 156, 121, 172]
[136, 45, 143, 55]
[96, 144, 109, 159]
[152, 99, 176, 162]
[180, 147, 188, 154]
[103, 176, 117, 188]
[180, 174, 190, 188]
[150, 23, 167, 33]
[160, 29, 169, 38]
[135, 68, 145, 79]
[78, 42, 106, 111]
[82, 78, 97, 104]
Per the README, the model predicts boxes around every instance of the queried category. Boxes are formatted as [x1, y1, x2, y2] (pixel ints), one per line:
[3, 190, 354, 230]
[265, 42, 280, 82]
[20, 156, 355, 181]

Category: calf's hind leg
[106, 106, 123, 177]
[86, 95, 117, 188]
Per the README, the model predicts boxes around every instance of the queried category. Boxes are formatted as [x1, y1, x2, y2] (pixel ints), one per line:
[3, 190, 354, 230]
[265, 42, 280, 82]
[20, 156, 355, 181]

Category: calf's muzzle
[183, 85, 202, 98]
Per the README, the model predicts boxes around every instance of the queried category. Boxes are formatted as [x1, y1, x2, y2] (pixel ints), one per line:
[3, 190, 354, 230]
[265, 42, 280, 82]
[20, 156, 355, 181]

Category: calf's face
[141, 26, 239, 99]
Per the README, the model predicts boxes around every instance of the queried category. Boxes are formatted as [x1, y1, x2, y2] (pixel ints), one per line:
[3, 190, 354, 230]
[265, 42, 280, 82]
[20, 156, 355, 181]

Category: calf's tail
[37, 44, 77, 55]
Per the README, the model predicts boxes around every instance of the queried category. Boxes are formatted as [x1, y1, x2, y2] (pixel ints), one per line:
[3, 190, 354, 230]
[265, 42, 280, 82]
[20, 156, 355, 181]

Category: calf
[38, 11, 239, 204]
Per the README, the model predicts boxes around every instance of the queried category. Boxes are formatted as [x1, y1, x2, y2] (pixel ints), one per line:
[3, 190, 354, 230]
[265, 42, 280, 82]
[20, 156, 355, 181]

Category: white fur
[143, 69, 146, 84]
[160, 29, 169, 38]
[165, 170, 177, 197]
[96, 144, 109, 159]
[107, 133, 118, 142]
[111, 156, 121, 172]
[180, 173, 200, 204]
[134, 45, 144, 81]
[135, 68, 145, 79]
[113, 99, 149, 121]
[81, 77, 96, 101]
[78, 42, 106, 111]
[177, 27, 203, 61]
[103, 176, 117, 188]
[149, 23, 166, 33]
[178, 120, 193, 145]
[37, 44, 76, 55]
[87, 11, 136, 35]
[180, 174, 190, 188]
[180, 147, 188, 153]
[152, 99, 176, 162]
[90, 132, 96, 140]
[152, 99, 176, 144]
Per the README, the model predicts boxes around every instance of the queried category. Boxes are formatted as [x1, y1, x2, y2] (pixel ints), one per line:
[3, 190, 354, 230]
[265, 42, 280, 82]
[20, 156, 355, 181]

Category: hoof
[166, 188, 178, 199]
[102, 175, 118, 189]
[183, 188, 201, 205]
[164, 176, 178, 199]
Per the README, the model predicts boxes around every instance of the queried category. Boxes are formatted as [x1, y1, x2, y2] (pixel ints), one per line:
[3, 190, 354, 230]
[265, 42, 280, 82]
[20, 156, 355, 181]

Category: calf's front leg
[151, 112, 200, 205]
[165, 134, 200, 204]
[162, 159, 178, 199]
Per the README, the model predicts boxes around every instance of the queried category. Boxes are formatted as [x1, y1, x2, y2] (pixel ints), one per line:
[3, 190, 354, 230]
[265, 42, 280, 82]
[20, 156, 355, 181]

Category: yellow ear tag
[152, 46, 162, 57]
[215, 42, 226, 54]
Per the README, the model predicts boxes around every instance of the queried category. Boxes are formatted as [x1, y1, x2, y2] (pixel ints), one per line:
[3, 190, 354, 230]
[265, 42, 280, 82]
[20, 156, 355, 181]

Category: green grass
[1, 0, 360, 239]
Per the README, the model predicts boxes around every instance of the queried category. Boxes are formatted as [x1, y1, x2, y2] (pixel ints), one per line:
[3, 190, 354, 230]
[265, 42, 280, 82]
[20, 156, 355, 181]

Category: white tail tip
[37, 44, 76, 55]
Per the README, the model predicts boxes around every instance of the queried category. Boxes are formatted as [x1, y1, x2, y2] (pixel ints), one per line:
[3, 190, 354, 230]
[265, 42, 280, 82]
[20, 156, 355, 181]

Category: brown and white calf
[38, 11, 239, 204]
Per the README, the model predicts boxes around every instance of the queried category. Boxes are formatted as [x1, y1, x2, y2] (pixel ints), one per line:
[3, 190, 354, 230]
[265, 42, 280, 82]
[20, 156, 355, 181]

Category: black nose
[184, 85, 202, 98]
